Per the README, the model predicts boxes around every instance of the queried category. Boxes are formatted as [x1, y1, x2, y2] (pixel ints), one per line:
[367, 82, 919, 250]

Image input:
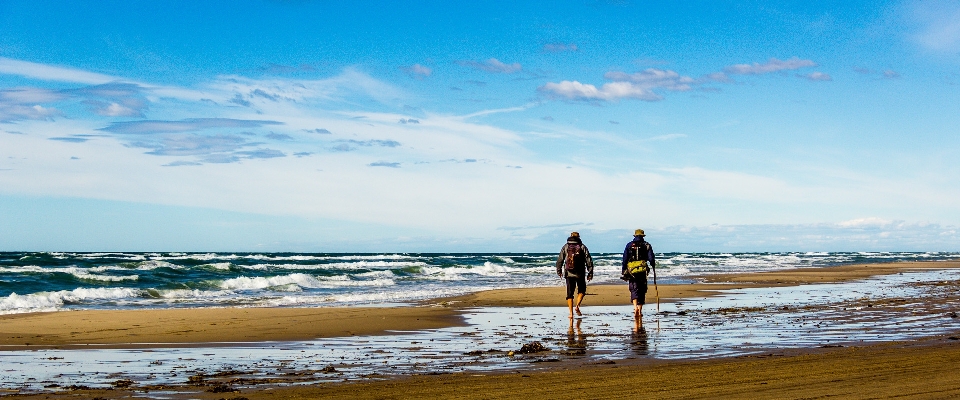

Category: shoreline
[1, 260, 959, 399]
[0, 260, 957, 348]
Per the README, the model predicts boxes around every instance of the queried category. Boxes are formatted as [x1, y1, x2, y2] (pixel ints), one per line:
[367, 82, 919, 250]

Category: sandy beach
[7, 261, 952, 348]
[1, 260, 958, 399]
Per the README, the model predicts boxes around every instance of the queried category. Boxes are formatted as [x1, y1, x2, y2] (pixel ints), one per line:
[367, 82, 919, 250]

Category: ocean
[1, 251, 957, 315]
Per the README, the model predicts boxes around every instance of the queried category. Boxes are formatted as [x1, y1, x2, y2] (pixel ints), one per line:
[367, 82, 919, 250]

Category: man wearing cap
[622, 229, 656, 319]
[556, 231, 594, 318]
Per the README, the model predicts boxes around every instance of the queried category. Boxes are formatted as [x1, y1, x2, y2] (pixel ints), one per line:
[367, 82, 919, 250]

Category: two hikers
[621, 229, 656, 319]
[555, 231, 594, 318]
[557, 229, 656, 319]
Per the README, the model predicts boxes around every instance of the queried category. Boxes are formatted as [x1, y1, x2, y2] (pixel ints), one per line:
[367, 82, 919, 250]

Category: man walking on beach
[556, 231, 594, 318]
[622, 229, 656, 319]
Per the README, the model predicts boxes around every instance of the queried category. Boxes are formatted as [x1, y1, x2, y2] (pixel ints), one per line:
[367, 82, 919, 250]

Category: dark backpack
[629, 241, 650, 262]
[626, 241, 650, 277]
[565, 243, 584, 271]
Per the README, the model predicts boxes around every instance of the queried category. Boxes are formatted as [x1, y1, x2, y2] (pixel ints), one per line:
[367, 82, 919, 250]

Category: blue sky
[1, 0, 959, 252]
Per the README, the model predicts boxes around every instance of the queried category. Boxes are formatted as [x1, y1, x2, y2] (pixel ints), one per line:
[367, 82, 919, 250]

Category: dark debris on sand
[517, 341, 549, 354]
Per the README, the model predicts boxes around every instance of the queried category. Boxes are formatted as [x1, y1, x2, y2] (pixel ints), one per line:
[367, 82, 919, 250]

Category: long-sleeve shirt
[555, 241, 594, 278]
[621, 238, 656, 275]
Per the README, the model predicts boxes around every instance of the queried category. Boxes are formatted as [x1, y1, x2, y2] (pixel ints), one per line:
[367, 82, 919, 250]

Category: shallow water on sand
[2, 269, 959, 395]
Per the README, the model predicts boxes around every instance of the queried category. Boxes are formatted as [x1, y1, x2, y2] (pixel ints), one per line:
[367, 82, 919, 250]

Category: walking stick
[652, 264, 659, 314]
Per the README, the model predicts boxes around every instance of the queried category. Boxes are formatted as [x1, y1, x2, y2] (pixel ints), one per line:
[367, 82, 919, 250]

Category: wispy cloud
[538, 80, 661, 102]
[456, 58, 522, 74]
[401, 63, 432, 78]
[837, 217, 891, 228]
[0, 88, 66, 122]
[799, 72, 832, 81]
[369, 161, 400, 168]
[0, 57, 118, 84]
[603, 69, 696, 91]
[1, 82, 150, 121]
[210, 68, 403, 108]
[266, 132, 293, 141]
[0, 103, 62, 122]
[0, 87, 66, 103]
[132, 133, 250, 156]
[88, 118, 288, 164]
[540, 57, 819, 102]
[48, 136, 89, 143]
[98, 118, 283, 135]
[724, 57, 817, 75]
[331, 139, 402, 152]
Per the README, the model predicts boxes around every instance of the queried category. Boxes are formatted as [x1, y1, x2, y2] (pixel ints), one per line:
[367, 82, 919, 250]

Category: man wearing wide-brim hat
[621, 229, 656, 319]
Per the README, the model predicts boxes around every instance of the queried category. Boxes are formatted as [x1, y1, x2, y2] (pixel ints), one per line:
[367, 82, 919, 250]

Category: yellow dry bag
[627, 260, 648, 276]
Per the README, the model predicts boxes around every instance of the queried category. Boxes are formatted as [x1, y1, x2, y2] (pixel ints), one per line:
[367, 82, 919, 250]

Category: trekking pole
[652, 264, 660, 314]
[652, 264, 661, 332]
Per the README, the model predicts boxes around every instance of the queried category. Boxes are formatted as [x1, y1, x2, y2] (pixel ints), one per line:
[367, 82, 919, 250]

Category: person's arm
[555, 245, 566, 276]
[647, 243, 656, 272]
[584, 246, 594, 280]
[622, 242, 631, 274]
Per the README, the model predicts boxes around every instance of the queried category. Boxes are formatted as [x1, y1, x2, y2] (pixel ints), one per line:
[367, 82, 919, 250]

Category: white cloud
[724, 57, 817, 75]
[95, 102, 142, 117]
[0, 57, 118, 85]
[0, 104, 62, 122]
[837, 217, 892, 228]
[0, 88, 66, 103]
[456, 58, 522, 74]
[540, 58, 819, 103]
[538, 80, 661, 101]
[800, 72, 833, 81]
[603, 68, 696, 91]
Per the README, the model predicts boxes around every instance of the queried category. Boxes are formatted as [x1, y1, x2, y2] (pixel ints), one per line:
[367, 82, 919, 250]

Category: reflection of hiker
[631, 317, 649, 355]
[556, 231, 594, 318]
[566, 317, 587, 352]
[621, 229, 656, 319]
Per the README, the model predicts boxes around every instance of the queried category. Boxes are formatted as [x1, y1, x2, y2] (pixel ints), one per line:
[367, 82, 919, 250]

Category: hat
[634, 229, 645, 237]
[570, 231, 580, 237]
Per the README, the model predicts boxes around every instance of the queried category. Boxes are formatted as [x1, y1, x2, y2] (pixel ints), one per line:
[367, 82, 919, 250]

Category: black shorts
[629, 279, 648, 303]
[566, 276, 586, 299]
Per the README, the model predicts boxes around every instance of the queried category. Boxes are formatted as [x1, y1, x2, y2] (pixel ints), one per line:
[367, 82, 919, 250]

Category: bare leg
[633, 299, 642, 319]
[567, 298, 574, 318]
[574, 292, 584, 316]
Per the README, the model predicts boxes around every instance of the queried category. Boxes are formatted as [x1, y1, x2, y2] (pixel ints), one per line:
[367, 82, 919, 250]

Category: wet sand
[1, 260, 959, 399]
[1, 261, 956, 348]
[0, 306, 464, 349]
[162, 335, 960, 399]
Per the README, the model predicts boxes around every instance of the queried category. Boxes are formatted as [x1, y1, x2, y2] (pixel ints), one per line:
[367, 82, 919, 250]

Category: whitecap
[220, 273, 322, 290]
[0, 287, 141, 314]
[0, 265, 138, 282]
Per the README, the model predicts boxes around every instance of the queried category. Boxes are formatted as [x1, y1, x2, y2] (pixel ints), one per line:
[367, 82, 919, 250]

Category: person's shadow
[630, 316, 649, 355]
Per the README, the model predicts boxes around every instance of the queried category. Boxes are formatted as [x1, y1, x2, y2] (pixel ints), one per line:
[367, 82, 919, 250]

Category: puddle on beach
[2, 269, 959, 395]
